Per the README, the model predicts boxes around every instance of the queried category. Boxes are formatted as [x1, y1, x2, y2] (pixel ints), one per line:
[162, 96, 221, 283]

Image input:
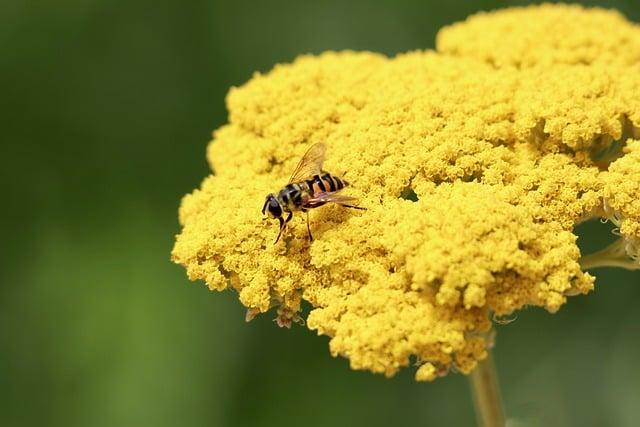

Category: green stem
[469, 348, 505, 427]
[579, 238, 640, 271]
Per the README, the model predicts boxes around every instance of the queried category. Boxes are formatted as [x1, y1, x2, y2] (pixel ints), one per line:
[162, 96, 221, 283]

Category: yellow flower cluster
[172, 4, 640, 380]
[602, 141, 640, 265]
[436, 4, 640, 69]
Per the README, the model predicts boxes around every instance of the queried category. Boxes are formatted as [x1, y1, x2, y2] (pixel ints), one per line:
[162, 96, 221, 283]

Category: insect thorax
[277, 183, 308, 210]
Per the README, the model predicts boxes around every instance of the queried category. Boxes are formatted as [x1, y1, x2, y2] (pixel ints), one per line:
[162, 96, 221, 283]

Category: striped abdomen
[304, 173, 348, 196]
[277, 174, 348, 211]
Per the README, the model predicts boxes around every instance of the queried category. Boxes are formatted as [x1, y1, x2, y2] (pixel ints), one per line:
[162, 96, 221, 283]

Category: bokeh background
[2, 0, 639, 426]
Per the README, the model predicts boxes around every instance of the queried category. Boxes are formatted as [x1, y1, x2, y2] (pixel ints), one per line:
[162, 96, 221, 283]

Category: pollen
[172, 4, 640, 380]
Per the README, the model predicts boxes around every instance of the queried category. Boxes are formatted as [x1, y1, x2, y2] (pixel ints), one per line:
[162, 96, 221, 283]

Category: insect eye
[268, 199, 282, 217]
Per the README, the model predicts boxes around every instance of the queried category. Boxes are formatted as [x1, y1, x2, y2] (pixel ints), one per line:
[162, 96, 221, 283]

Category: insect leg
[274, 216, 285, 244]
[339, 204, 367, 210]
[274, 212, 294, 244]
[305, 211, 313, 241]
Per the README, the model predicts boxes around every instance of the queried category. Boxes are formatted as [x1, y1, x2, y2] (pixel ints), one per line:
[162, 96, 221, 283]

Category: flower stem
[579, 238, 640, 271]
[469, 348, 505, 427]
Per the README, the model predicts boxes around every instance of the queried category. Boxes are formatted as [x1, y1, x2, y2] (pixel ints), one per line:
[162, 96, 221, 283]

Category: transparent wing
[305, 192, 361, 207]
[288, 143, 326, 183]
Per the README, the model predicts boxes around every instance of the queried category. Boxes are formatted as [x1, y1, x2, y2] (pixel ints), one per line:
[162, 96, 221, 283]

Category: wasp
[262, 143, 365, 243]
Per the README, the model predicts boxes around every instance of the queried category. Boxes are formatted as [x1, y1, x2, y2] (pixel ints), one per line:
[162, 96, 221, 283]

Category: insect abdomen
[305, 173, 347, 196]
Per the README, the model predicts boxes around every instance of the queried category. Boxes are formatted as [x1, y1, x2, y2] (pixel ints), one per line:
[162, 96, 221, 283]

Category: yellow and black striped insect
[262, 143, 365, 243]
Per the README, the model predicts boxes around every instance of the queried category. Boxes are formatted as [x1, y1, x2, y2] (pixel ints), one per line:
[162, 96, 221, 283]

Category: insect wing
[288, 143, 326, 183]
[306, 192, 360, 207]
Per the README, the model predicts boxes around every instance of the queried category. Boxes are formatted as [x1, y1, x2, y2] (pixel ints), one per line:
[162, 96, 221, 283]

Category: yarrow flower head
[172, 4, 640, 381]
[588, 140, 640, 269]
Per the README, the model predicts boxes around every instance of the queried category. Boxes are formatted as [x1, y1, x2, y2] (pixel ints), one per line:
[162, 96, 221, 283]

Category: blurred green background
[2, 0, 639, 426]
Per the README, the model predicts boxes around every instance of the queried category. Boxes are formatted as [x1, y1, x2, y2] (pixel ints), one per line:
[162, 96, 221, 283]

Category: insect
[262, 143, 365, 243]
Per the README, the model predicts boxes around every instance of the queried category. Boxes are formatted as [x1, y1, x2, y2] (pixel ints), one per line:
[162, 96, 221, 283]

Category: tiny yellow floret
[172, 4, 640, 380]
